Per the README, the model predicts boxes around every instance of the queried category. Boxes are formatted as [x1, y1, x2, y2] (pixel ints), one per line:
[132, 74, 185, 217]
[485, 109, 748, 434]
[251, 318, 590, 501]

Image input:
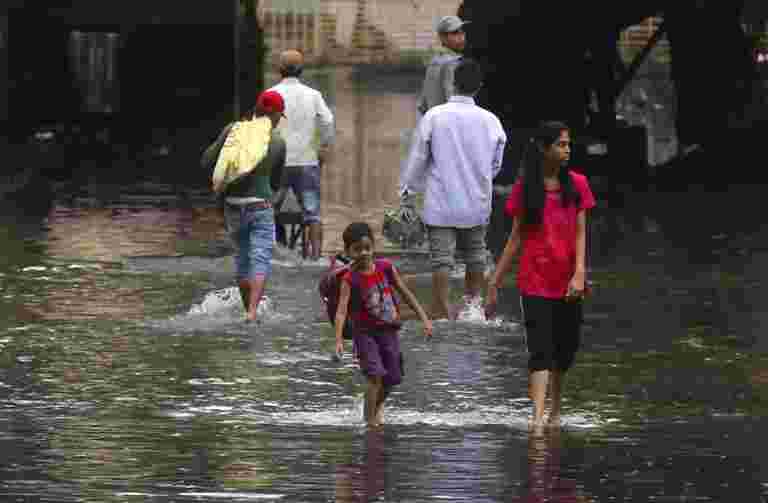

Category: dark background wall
[459, 0, 765, 187]
[3, 1, 238, 147]
[0, 13, 7, 131]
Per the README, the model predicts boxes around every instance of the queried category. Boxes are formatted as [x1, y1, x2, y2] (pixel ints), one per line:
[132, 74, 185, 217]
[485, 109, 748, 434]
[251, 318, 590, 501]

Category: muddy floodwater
[0, 178, 767, 503]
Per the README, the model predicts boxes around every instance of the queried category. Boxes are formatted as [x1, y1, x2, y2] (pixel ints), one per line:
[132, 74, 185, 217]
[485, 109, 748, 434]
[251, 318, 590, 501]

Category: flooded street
[0, 180, 767, 502]
[1, 69, 767, 502]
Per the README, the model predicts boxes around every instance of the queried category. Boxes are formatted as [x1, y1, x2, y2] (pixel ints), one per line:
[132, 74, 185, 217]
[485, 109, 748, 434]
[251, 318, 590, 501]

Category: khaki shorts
[427, 225, 487, 274]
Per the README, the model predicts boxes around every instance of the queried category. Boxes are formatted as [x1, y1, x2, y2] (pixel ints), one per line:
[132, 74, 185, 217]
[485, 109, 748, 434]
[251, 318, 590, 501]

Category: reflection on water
[46, 203, 226, 261]
[0, 193, 767, 501]
[512, 428, 592, 502]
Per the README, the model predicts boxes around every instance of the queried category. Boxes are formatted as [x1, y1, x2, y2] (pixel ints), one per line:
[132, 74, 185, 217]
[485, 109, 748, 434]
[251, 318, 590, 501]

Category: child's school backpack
[318, 256, 400, 338]
[319, 254, 354, 339]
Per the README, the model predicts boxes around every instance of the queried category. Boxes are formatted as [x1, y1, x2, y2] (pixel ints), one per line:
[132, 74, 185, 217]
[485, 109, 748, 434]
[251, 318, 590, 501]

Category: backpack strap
[374, 259, 397, 287]
[343, 269, 362, 313]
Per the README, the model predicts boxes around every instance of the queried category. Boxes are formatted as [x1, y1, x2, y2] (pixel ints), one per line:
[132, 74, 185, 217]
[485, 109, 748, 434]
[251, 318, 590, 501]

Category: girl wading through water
[485, 121, 596, 430]
[334, 222, 432, 429]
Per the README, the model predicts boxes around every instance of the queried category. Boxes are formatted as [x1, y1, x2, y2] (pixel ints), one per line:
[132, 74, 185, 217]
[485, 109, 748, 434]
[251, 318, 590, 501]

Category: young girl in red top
[486, 121, 596, 429]
[335, 222, 432, 428]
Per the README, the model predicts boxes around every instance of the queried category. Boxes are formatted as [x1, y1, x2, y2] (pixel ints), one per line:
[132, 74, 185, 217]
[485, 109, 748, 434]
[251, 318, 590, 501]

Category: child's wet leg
[245, 276, 266, 321]
[431, 271, 451, 319]
[237, 279, 252, 313]
[547, 370, 563, 425]
[365, 377, 383, 427]
[529, 369, 550, 426]
[375, 385, 391, 425]
[464, 270, 484, 299]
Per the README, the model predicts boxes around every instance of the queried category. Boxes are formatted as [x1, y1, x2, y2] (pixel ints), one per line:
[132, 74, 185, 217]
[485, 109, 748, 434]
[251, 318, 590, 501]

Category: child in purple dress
[334, 222, 432, 428]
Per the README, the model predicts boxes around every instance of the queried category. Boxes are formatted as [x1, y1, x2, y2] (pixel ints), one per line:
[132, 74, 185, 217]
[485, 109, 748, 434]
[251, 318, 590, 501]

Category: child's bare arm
[486, 217, 521, 317]
[391, 267, 432, 337]
[335, 281, 352, 353]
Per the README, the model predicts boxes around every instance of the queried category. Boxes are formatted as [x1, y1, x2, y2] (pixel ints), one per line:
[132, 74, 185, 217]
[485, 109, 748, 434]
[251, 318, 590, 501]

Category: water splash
[176, 492, 284, 500]
[144, 287, 293, 331]
[261, 406, 604, 429]
[186, 287, 287, 323]
[171, 398, 609, 430]
[187, 287, 247, 317]
[455, 296, 486, 323]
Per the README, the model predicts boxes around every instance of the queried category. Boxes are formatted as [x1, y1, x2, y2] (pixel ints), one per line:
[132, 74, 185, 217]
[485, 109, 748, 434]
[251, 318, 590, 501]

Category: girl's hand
[485, 283, 499, 319]
[423, 319, 433, 338]
[335, 339, 344, 358]
[567, 272, 586, 301]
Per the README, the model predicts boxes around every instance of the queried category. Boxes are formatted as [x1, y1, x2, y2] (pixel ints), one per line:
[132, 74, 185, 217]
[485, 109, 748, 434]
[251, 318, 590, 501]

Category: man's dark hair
[342, 222, 374, 250]
[280, 64, 303, 78]
[454, 58, 484, 95]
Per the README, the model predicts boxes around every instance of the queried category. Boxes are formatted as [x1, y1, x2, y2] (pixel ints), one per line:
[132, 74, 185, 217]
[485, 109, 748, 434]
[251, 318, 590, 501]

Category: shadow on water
[1, 81, 768, 501]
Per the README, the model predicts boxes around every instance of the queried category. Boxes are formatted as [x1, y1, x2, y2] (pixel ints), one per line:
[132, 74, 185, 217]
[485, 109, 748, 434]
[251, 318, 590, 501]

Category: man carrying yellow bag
[212, 90, 287, 322]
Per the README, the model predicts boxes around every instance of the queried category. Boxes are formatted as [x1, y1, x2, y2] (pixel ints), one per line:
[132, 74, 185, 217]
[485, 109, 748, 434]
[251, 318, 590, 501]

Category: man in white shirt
[401, 58, 507, 320]
[269, 50, 335, 260]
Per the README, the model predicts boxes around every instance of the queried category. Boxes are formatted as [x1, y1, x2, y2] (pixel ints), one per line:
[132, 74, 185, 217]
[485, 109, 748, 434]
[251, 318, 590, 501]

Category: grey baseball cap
[436, 15, 469, 34]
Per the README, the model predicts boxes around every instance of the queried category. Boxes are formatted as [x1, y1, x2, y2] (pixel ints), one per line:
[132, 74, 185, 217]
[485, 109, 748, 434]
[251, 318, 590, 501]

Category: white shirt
[401, 95, 507, 228]
[269, 78, 335, 166]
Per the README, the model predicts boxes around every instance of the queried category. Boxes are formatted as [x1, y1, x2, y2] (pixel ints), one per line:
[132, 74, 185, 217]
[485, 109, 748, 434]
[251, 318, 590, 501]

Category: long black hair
[521, 121, 580, 226]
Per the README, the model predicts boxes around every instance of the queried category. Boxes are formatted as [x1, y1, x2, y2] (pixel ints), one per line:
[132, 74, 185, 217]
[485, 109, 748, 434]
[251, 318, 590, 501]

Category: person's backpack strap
[374, 258, 397, 285]
[337, 268, 361, 314]
[347, 268, 362, 295]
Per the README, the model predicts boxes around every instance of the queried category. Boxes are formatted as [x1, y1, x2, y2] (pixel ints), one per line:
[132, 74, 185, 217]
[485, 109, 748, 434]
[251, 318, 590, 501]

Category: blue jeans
[225, 205, 275, 280]
[280, 165, 321, 223]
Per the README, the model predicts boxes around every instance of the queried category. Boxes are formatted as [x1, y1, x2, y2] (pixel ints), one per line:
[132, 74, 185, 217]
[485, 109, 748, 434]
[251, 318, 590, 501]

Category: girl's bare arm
[574, 210, 587, 275]
[568, 210, 588, 294]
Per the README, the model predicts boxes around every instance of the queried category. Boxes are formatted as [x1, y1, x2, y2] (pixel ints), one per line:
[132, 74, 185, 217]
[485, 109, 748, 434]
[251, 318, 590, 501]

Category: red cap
[256, 90, 286, 117]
